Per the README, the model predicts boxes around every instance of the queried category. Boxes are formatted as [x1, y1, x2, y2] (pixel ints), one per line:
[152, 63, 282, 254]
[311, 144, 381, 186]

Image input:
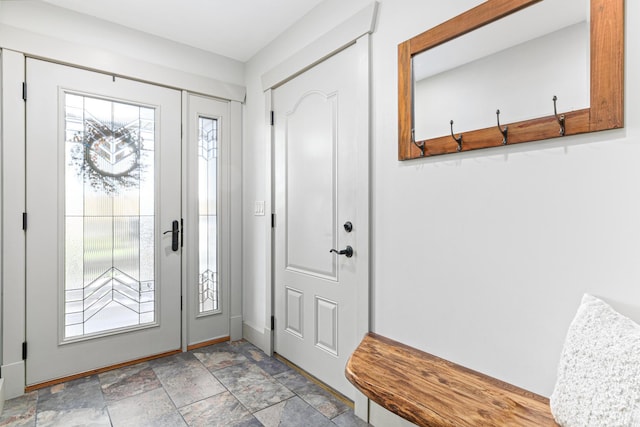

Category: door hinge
[22, 342, 27, 360]
[270, 110, 274, 126]
[181, 296, 183, 311]
[271, 315, 275, 331]
[271, 213, 275, 228]
[180, 218, 184, 248]
[22, 82, 27, 101]
[22, 212, 27, 231]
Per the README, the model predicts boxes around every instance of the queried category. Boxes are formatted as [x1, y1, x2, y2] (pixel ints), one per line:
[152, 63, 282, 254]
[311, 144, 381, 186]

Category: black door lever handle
[163, 220, 179, 251]
[330, 246, 353, 258]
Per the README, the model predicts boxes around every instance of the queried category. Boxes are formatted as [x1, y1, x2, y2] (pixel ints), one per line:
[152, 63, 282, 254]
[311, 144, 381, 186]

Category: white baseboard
[242, 321, 270, 354]
[369, 401, 418, 427]
[354, 391, 368, 422]
[1, 361, 25, 400]
[0, 378, 5, 415]
[230, 315, 243, 341]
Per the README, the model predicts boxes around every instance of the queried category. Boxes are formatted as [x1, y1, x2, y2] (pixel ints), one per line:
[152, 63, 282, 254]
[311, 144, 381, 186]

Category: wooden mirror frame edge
[398, 0, 624, 160]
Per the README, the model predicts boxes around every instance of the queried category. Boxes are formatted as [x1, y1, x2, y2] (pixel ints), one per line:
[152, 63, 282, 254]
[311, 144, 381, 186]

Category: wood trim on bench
[346, 333, 558, 427]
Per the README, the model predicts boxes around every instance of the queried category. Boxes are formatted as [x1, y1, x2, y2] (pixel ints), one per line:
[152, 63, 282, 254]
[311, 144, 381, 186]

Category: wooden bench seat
[345, 333, 558, 427]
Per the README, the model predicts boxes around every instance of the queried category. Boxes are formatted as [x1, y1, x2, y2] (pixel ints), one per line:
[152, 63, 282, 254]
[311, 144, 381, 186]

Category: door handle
[330, 246, 353, 258]
[163, 220, 180, 251]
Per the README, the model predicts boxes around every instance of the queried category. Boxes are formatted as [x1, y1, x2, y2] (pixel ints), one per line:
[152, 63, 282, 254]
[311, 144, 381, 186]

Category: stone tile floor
[0, 340, 370, 426]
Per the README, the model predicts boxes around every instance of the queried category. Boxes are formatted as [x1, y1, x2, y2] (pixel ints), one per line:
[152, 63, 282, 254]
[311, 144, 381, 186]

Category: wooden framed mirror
[398, 0, 624, 160]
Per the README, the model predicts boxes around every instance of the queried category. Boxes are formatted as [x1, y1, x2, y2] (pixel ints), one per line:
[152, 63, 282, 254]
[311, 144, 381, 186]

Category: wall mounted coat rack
[397, 0, 624, 160]
[496, 109, 508, 145]
[444, 96, 565, 154]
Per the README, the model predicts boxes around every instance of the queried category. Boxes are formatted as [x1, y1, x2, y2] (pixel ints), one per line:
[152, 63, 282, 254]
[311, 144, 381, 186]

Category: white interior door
[184, 93, 230, 346]
[273, 43, 364, 399]
[25, 59, 182, 385]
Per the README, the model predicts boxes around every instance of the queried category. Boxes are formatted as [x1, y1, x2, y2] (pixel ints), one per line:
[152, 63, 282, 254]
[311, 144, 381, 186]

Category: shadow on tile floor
[0, 340, 371, 427]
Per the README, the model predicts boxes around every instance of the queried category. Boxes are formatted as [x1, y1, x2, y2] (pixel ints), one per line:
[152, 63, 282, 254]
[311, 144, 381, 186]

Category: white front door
[184, 94, 230, 346]
[25, 59, 182, 386]
[273, 43, 366, 399]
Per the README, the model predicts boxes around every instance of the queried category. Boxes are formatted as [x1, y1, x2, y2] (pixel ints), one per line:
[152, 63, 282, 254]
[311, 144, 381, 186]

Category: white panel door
[184, 94, 230, 346]
[25, 59, 181, 385]
[274, 43, 362, 399]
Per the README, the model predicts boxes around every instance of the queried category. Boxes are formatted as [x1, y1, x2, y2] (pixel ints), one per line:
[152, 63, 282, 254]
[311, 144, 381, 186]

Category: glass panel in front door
[64, 93, 156, 339]
[198, 116, 219, 314]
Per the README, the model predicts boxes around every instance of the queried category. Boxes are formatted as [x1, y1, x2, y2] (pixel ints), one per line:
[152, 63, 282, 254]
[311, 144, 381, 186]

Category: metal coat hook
[411, 129, 425, 157]
[552, 96, 565, 136]
[496, 109, 508, 145]
[449, 120, 463, 152]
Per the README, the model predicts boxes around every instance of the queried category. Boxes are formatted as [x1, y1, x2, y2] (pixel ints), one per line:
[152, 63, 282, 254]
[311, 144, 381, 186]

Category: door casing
[261, 4, 376, 419]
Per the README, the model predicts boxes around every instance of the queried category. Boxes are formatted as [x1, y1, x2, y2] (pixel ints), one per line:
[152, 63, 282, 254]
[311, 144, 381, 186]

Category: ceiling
[40, 0, 326, 62]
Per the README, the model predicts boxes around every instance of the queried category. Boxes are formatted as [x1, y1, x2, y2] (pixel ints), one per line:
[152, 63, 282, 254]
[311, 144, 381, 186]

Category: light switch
[254, 201, 265, 216]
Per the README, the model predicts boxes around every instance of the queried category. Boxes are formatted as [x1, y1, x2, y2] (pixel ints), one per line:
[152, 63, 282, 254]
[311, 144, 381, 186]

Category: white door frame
[261, 2, 377, 420]
[181, 95, 244, 350]
[0, 40, 243, 398]
[181, 92, 244, 350]
[1, 49, 28, 401]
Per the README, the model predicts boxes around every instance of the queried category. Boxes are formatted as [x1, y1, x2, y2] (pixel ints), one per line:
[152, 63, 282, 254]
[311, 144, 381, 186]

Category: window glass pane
[64, 93, 155, 339]
[198, 116, 218, 314]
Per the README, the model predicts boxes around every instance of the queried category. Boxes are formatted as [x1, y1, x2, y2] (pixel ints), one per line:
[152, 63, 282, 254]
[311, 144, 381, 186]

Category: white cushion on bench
[550, 294, 640, 427]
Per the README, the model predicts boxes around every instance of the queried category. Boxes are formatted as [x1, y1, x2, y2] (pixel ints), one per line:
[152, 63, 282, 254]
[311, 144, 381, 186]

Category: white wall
[242, 0, 640, 397]
[0, 1, 245, 103]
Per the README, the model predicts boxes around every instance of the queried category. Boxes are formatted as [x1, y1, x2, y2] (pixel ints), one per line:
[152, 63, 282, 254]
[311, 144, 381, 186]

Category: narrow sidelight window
[197, 116, 219, 313]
